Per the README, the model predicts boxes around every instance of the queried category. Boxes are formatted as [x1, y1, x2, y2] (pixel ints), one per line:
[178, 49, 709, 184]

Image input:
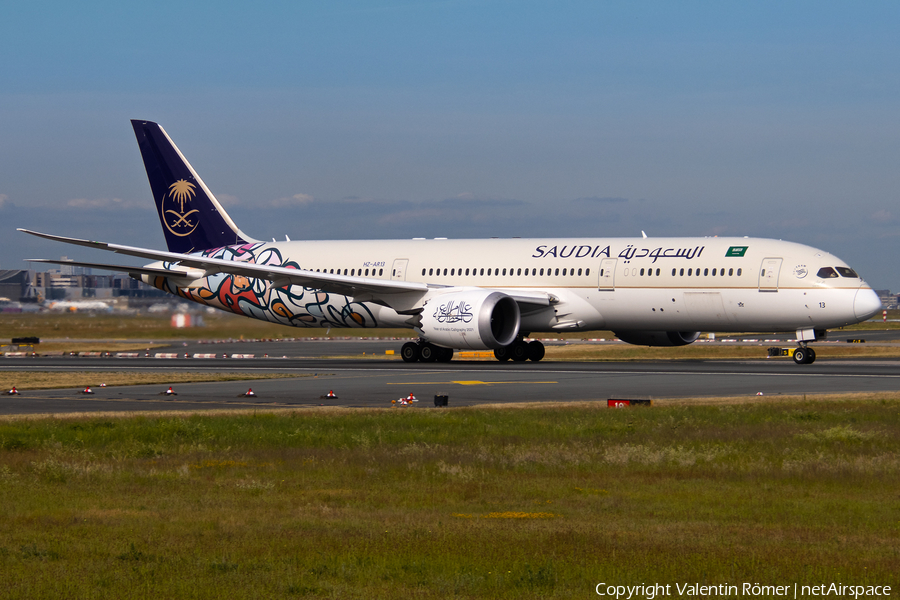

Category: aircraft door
[391, 259, 409, 281]
[598, 258, 617, 291]
[758, 258, 782, 291]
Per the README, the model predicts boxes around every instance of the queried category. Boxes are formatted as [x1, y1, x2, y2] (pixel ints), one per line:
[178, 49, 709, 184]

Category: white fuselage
[146, 236, 881, 336]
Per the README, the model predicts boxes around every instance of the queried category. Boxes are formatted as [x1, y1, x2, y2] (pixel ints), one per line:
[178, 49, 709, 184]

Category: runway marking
[387, 380, 558, 386]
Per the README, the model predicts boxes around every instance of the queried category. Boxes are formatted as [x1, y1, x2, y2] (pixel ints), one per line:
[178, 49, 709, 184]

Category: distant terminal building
[0, 270, 34, 303]
[1, 263, 167, 305]
[875, 290, 898, 310]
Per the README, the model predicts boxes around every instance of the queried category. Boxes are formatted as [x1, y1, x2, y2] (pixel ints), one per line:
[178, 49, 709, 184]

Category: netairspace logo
[594, 582, 892, 599]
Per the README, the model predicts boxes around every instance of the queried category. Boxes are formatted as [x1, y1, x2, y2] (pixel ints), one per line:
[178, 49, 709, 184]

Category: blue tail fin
[131, 120, 252, 253]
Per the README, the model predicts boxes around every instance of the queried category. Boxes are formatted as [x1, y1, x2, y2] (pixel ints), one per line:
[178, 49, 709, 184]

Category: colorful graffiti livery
[152, 243, 378, 329]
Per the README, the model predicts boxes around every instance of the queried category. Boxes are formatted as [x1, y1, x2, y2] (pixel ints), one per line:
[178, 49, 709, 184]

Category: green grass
[0, 311, 418, 341]
[3, 310, 899, 344]
[0, 398, 898, 598]
[1, 371, 303, 390]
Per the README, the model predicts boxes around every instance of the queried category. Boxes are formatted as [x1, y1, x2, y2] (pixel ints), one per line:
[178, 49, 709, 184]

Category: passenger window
[422, 268, 426, 276]
[600, 269, 604, 277]
[465, 268, 469, 276]
[480, 268, 484, 275]
[640, 268, 645, 276]
[517, 268, 522, 276]
[502, 268, 507, 276]
[836, 267, 858, 278]
[679, 268, 684, 276]
[555, 268, 559, 276]
[365, 269, 369, 276]
[379, 268, 383, 276]
[704, 268, 709, 276]
[585, 268, 590, 276]
[711, 268, 716, 276]
[728, 268, 733, 276]
[688, 268, 692, 276]
[562, 268, 567, 276]
[655, 268, 660, 276]
[817, 267, 838, 279]
[443, 268, 448, 276]
[351, 269, 355, 276]
[451, 268, 455, 276]
[578, 268, 583, 276]
[737, 268, 742, 276]
[487, 268, 492, 276]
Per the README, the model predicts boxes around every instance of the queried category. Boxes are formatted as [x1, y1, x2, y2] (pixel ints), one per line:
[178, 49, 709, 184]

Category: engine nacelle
[614, 330, 701, 347]
[417, 290, 520, 350]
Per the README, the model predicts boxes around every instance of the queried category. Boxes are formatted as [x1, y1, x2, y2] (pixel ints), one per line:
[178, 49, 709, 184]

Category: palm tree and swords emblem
[162, 179, 200, 236]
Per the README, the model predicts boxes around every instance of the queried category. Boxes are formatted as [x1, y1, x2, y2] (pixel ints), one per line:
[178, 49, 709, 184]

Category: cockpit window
[835, 267, 858, 278]
[816, 267, 839, 279]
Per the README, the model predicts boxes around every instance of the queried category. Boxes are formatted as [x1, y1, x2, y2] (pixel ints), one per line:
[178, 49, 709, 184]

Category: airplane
[20, 120, 882, 365]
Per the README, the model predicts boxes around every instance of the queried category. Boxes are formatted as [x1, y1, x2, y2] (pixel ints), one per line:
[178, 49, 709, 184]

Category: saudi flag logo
[726, 246, 748, 257]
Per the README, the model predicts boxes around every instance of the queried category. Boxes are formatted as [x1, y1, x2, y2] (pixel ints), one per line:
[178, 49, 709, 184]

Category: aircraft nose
[854, 287, 882, 322]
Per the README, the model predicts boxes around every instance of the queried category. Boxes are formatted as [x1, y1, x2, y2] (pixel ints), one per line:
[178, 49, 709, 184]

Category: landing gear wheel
[401, 342, 420, 363]
[527, 340, 545, 362]
[494, 347, 511, 361]
[511, 341, 529, 362]
[793, 347, 815, 365]
[419, 343, 437, 363]
[436, 347, 454, 362]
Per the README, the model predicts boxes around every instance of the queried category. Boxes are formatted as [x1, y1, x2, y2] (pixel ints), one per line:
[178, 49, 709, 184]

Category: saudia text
[533, 244, 704, 263]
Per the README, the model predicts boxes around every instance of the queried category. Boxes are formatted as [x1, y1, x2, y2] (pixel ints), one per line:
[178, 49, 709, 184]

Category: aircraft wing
[19, 229, 428, 299]
[20, 229, 556, 311]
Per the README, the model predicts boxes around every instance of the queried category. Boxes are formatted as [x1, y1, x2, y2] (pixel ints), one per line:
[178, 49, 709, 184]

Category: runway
[2, 339, 899, 414]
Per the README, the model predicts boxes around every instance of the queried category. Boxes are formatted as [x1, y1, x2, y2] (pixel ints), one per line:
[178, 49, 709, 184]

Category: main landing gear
[792, 346, 816, 365]
[400, 341, 454, 363]
[399, 339, 546, 363]
[494, 339, 545, 362]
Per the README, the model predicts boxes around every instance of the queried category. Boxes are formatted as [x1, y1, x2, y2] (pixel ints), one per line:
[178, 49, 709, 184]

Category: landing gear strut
[400, 340, 453, 363]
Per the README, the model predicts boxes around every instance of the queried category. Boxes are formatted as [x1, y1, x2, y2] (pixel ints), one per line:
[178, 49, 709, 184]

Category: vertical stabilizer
[131, 120, 253, 253]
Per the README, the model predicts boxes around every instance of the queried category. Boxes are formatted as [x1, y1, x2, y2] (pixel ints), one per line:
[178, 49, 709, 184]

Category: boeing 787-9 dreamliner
[20, 120, 883, 365]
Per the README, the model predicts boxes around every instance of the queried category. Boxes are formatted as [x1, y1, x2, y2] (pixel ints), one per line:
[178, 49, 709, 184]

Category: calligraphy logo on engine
[162, 179, 200, 237]
[433, 300, 474, 324]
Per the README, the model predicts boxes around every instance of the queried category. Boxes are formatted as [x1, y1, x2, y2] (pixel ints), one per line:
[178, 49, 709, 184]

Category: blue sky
[2, 1, 899, 288]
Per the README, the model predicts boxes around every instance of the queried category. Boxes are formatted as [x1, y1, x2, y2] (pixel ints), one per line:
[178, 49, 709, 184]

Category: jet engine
[613, 330, 701, 347]
[417, 290, 520, 350]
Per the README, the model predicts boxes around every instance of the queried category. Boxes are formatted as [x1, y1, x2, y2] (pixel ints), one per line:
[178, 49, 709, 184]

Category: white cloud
[216, 193, 240, 207]
[270, 193, 315, 207]
[66, 197, 145, 209]
[871, 209, 894, 223]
